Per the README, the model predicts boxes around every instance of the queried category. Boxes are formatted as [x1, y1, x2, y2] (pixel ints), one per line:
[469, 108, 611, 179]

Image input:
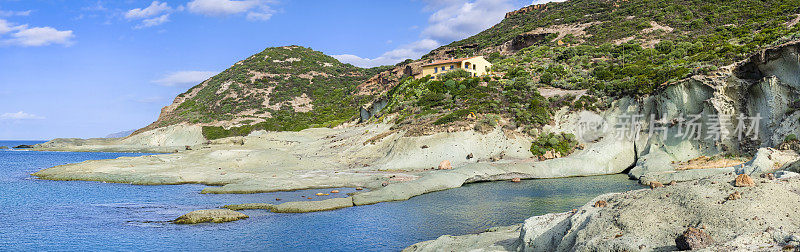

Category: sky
[0, 0, 538, 140]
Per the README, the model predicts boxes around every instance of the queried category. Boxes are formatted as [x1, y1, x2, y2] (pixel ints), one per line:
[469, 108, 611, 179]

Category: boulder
[726, 191, 741, 201]
[173, 209, 248, 224]
[649, 181, 664, 189]
[330, 190, 340, 193]
[13, 145, 34, 149]
[438, 160, 452, 170]
[734, 174, 755, 187]
[511, 177, 521, 183]
[543, 151, 556, 160]
[593, 200, 608, 207]
[675, 227, 714, 250]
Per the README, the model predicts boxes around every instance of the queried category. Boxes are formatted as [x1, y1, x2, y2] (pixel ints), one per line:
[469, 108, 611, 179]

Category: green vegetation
[381, 70, 599, 132]
[158, 46, 390, 140]
[785, 134, 798, 142]
[431, 0, 800, 97]
[529, 133, 579, 157]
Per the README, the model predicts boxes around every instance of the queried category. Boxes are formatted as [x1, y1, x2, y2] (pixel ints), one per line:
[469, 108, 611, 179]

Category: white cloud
[125, 1, 171, 19]
[0, 9, 31, 17]
[335, 0, 516, 67]
[187, 0, 275, 21]
[153, 71, 217, 86]
[421, 0, 514, 42]
[246, 8, 274, 21]
[136, 14, 170, 29]
[334, 39, 439, 68]
[0, 19, 13, 34]
[125, 1, 172, 28]
[2, 25, 75, 47]
[82, 1, 108, 12]
[1, 111, 44, 120]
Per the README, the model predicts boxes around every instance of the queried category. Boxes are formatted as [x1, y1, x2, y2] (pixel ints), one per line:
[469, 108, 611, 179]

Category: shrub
[530, 132, 579, 157]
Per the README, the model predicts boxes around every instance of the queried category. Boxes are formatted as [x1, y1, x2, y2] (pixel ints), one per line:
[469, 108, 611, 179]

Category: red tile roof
[423, 56, 480, 67]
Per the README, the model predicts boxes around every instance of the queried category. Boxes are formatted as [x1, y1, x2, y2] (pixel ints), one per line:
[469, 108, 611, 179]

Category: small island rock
[173, 209, 248, 224]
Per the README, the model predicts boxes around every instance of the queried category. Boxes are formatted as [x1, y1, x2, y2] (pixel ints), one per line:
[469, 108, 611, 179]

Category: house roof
[423, 56, 481, 67]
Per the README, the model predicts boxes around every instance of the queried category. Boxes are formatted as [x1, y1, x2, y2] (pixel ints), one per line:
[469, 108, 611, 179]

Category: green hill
[429, 0, 800, 96]
[137, 46, 389, 139]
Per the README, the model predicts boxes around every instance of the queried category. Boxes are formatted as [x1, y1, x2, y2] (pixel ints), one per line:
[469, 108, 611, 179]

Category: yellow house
[415, 56, 492, 79]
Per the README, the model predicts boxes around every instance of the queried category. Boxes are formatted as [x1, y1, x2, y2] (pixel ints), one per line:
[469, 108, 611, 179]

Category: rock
[13, 145, 34, 149]
[489, 151, 505, 162]
[734, 174, 755, 187]
[726, 191, 741, 200]
[668, 180, 677, 186]
[438, 160, 452, 170]
[649, 181, 664, 189]
[271, 197, 354, 213]
[355, 187, 363, 190]
[330, 190, 340, 193]
[0, 146, 9, 150]
[760, 173, 776, 180]
[511, 177, 521, 183]
[223, 203, 273, 211]
[543, 150, 556, 160]
[185, 145, 192, 150]
[593, 200, 608, 207]
[421, 145, 429, 149]
[675, 227, 714, 250]
[381, 181, 389, 187]
[466, 153, 473, 159]
[775, 170, 799, 179]
[173, 209, 248, 224]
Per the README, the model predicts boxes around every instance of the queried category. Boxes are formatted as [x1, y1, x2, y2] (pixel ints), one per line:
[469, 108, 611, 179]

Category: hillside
[423, 0, 800, 97]
[364, 0, 800, 142]
[134, 0, 800, 142]
[135, 46, 390, 140]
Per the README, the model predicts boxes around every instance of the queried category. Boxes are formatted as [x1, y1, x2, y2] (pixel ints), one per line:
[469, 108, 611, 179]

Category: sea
[0, 140, 643, 251]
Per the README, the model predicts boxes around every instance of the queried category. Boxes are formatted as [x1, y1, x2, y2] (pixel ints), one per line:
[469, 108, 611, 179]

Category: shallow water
[0, 140, 643, 251]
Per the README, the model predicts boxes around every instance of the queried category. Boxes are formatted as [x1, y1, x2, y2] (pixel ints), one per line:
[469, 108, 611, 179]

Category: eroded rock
[734, 174, 755, 187]
[173, 209, 248, 224]
[675, 227, 714, 250]
[438, 160, 452, 170]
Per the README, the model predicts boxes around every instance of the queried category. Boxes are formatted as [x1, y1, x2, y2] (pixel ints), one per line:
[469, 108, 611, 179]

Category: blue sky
[0, 0, 535, 140]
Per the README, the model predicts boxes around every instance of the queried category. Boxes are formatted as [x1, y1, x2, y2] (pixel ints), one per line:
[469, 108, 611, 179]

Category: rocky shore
[405, 173, 800, 251]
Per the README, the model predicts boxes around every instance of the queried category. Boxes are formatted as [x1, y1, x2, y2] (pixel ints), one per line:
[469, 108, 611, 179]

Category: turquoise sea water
[0, 140, 643, 251]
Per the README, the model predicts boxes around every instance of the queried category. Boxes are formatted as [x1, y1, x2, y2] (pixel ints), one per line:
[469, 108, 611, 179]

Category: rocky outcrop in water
[173, 209, 248, 224]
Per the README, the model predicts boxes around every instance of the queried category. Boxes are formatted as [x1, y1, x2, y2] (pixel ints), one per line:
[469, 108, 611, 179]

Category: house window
[434, 68, 438, 73]
[450, 65, 454, 70]
[441, 66, 445, 71]
[473, 65, 476, 70]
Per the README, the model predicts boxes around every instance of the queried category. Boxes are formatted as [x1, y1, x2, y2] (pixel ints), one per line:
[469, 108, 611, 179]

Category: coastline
[405, 173, 800, 251]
